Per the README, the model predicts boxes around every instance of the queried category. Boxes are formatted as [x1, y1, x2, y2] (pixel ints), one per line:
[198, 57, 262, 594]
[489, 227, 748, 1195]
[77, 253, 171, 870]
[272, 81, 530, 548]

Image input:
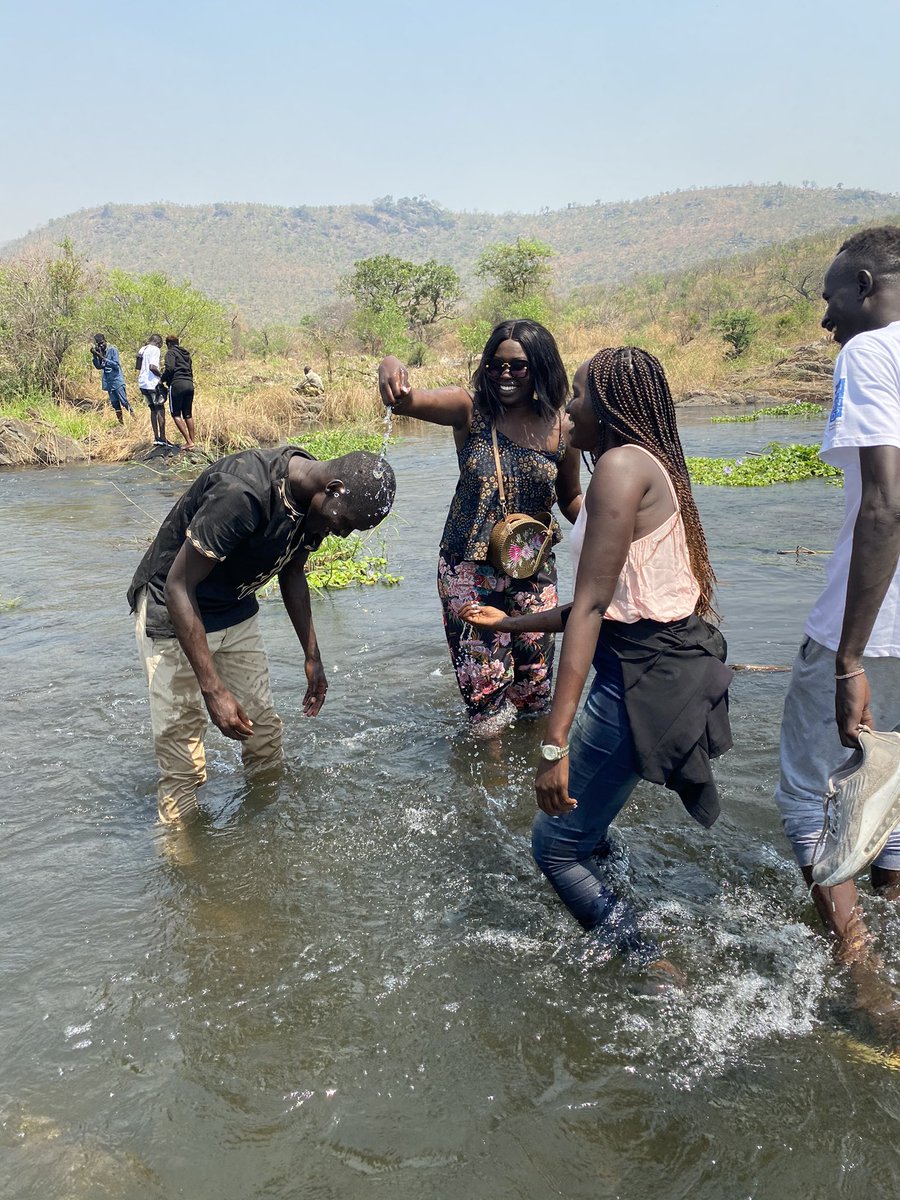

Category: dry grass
[77, 355, 466, 462]
[9, 308, 832, 466]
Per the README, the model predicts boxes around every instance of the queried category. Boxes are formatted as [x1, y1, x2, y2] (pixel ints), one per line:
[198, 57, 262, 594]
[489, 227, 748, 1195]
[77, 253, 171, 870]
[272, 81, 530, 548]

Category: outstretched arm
[378, 356, 473, 429]
[279, 554, 328, 716]
[164, 542, 255, 739]
[835, 444, 900, 746]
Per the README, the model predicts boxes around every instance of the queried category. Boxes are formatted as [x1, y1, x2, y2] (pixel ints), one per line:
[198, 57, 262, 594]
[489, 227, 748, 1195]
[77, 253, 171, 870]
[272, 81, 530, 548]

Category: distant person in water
[136, 333, 168, 445]
[462, 348, 731, 980]
[91, 333, 133, 424]
[127, 447, 396, 827]
[162, 334, 195, 449]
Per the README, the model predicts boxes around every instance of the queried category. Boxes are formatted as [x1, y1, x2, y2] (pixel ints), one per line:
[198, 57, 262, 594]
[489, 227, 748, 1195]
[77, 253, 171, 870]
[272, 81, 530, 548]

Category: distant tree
[88, 270, 232, 363]
[714, 308, 760, 358]
[476, 288, 553, 329]
[0, 239, 98, 397]
[474, 238, 555, 302]
[457, 318, 494, 373]
[767, 242, 829, 304]
[352, 298, 412, 358]
[300, 301, 354, 383]
[342, 255, 460, 337]
[244, 324, 294, 360]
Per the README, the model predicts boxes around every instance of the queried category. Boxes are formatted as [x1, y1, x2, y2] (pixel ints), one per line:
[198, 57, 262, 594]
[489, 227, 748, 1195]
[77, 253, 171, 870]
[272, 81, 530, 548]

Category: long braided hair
[586, 347, 717, 619]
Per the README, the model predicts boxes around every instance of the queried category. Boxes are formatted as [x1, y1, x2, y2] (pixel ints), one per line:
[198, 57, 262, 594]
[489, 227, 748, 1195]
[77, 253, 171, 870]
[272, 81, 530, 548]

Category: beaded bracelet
[835, 667, 866, 680]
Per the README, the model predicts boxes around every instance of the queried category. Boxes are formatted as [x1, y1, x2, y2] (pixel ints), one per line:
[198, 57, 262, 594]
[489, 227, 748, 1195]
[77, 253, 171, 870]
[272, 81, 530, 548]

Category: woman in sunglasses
[378, 319, 582, 736]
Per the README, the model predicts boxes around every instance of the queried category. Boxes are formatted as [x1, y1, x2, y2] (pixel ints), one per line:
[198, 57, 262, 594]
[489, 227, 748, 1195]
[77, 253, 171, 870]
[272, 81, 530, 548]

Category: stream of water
[1, 414, 898, 1199]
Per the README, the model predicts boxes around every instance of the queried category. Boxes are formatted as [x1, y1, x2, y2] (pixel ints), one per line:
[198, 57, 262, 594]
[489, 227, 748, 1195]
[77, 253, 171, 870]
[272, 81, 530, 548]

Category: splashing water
[373, 405, 393, 480]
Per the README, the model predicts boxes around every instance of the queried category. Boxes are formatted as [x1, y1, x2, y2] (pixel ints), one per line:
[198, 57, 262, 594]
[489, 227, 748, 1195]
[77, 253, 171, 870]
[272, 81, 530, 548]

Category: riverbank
[0, 338, 834, 468]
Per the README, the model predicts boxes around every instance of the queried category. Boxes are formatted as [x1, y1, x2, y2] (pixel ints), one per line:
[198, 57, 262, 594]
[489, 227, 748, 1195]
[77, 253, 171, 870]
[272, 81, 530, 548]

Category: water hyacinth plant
[710, 402, 825, 423]
[686, 443, 842, 486]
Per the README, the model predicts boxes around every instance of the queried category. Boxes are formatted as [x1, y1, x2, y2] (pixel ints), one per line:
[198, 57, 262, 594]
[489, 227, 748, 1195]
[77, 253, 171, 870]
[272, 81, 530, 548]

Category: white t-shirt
[137, 343, 161, 392]
[805, 320, 900, 656]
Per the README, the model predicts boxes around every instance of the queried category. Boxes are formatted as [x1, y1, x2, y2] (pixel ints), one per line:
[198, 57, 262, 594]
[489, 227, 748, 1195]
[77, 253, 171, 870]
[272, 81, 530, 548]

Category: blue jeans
[106, 382, 132, 412]
[531, 647, 659, 963]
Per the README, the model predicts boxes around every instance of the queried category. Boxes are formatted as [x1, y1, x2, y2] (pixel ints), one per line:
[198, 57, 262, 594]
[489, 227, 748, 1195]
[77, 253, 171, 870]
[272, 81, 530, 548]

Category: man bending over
[127, 446, 395, 826]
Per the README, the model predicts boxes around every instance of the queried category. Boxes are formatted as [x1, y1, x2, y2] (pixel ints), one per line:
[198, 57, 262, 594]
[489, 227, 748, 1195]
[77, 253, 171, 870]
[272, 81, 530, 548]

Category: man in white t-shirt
[775, 226, 900, 961]
[137, 333, 168, 446]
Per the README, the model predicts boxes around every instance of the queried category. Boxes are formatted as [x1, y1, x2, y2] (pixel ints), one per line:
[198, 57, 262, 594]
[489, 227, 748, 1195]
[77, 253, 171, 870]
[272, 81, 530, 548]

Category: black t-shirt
[128, 447, 318, 638]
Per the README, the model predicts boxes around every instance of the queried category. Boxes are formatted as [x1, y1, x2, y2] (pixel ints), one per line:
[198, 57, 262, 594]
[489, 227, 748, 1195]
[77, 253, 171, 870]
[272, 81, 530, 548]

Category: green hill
[5, 185, 899, 324]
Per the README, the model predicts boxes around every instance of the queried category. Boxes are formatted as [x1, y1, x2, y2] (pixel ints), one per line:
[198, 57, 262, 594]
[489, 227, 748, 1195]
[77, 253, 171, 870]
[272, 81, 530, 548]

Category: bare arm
[835, 444, 900, 746]
[279, 555, 328, 716]
[378, 356, 472, 429]
[164, 542, 255, 739]
[555, 441, 583, 524]
[536, 450, 651, 814]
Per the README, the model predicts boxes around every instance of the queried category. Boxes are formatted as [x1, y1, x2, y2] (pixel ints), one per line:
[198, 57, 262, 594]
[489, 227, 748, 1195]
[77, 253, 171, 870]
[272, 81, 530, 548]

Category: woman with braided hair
[461, 347, 732, 977]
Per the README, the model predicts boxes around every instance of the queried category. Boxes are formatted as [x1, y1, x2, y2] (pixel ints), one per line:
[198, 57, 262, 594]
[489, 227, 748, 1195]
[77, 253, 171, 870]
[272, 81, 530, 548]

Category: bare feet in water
[636, 959, 687, 994]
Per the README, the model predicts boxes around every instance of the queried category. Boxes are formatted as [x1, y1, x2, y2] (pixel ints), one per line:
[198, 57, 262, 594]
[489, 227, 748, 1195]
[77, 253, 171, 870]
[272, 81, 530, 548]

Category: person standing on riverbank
[127, 447, 396, 827]
[162, 334, 196, 450]
[775, 226, 900, 962]
[91, 333, 134, 424]
[136, 334, 168, 445]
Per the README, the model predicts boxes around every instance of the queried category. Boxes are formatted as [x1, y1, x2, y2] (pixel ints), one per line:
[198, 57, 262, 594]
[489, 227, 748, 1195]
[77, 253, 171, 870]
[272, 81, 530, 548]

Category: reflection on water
[2, 415, 898, 1199]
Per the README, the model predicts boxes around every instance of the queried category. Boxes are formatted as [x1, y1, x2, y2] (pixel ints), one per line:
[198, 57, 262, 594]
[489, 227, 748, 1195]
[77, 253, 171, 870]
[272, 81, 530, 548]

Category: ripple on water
[4, 435, 900, 1199]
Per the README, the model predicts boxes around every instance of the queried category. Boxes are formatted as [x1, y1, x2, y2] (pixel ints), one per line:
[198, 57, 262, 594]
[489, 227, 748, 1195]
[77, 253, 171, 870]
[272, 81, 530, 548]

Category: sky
[2, 0, 899, 245]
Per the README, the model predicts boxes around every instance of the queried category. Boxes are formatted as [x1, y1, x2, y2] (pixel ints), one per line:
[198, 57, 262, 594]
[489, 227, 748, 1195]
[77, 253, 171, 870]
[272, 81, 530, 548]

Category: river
[1, 414, 898, 1199]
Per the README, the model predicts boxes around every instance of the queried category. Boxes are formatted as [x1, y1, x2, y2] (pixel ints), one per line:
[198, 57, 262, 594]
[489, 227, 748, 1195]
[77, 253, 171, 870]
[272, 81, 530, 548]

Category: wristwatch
[539, 742, 569, 762]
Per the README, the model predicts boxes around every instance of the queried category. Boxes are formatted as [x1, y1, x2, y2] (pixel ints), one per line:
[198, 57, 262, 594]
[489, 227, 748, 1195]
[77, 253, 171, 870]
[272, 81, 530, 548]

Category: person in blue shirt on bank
[91, 332, 134, 424]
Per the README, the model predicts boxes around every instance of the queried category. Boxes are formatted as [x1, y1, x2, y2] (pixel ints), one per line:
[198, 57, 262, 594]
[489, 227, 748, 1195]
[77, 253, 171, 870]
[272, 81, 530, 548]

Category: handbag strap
[490, 425, 509, 517]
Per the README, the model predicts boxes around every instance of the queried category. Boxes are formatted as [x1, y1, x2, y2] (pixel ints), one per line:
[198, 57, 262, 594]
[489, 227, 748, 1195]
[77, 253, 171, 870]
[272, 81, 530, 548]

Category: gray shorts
[140, 387, 166, 409]
[774, 636, 900, 870]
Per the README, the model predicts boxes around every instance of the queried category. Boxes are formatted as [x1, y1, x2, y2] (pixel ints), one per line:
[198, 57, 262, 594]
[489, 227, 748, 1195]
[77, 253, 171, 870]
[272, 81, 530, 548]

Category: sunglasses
[483, 357, 530, 379]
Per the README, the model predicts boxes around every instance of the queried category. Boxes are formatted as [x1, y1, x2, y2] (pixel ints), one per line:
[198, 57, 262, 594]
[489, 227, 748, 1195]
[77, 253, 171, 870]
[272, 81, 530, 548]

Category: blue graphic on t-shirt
[829, 377, 845, 424]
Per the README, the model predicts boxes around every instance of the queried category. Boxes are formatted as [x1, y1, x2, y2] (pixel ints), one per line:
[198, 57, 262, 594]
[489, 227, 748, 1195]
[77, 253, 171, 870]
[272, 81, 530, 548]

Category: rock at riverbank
[0, 417, 87, 467]
[681, 341, 835, 408]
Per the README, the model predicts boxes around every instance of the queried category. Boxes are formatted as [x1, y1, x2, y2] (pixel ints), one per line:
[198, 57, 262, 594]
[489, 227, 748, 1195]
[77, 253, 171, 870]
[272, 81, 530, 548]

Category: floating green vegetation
[257, 533, 401, 596]
[687, 443, 843, 486]
[0, 594, 21, 612]
[307, 535, 401, 591]
[287, 427, 385, 459]
[711, 402, 825, 423]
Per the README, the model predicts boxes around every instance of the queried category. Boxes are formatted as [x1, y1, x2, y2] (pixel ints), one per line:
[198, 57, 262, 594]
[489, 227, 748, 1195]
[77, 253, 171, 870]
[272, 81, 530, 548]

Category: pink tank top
[568, 445, 700, 623]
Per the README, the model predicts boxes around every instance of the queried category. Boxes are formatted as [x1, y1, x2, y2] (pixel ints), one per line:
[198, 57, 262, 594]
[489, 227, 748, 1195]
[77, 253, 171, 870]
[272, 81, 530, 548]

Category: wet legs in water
[531, 660, 665, 968]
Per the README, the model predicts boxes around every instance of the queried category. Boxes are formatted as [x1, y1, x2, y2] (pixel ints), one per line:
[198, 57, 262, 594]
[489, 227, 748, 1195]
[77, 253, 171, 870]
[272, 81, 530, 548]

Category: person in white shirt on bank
[775, 226, 900, 964]
[137, 333, 168, 446]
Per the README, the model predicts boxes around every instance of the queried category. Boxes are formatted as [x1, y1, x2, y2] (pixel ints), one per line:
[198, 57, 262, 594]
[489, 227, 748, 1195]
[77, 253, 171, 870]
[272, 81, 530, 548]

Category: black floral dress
[438, 408, 565, 727]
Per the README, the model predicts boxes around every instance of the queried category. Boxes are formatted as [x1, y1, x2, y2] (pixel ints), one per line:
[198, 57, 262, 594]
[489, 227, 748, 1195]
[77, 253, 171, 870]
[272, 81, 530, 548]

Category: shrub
[713, 308, 760, 358]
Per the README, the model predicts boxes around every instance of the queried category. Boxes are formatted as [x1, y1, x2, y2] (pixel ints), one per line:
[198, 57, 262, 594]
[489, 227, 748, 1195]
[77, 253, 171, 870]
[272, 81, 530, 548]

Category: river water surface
[2, 415, 899, 1199]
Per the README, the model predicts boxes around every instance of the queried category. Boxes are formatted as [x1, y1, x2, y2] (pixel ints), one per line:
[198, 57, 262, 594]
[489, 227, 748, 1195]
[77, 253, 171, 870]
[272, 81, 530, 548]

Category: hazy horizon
[4, 0, 900, 245]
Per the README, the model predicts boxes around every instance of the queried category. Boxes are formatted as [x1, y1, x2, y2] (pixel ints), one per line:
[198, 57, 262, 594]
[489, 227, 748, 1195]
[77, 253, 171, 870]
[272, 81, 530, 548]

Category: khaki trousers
[135, 590, 283, 824]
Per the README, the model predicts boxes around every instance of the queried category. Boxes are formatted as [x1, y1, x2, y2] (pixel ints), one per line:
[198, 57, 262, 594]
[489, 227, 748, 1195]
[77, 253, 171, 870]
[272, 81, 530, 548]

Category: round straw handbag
[486, 425, 555, 579]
